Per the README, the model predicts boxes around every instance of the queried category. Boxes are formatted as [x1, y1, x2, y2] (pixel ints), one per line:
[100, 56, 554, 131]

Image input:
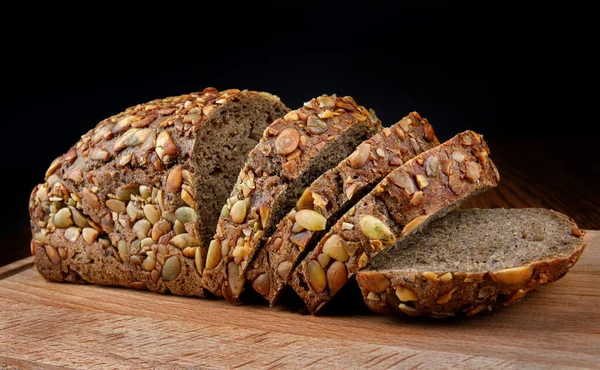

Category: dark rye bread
[246, 112, 440, 306]
[291, 131, 500, 313]
[30, 88, 288, 296]
[357, 208, 587, 318]
[202, 95, 381, 302]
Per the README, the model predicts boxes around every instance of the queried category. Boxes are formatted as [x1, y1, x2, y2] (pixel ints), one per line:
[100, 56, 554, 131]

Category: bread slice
[30, 89, 288, 297]
[356, 208, 587, 318]
[246, 112, 440, 306]
[201, 95, 382, 302]
[290, 131, 500, 313]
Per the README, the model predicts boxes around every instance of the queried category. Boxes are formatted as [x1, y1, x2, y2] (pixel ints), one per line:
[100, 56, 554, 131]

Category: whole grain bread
[356, 208, 587, 318]
[30, 88, 288, 296]
[290, 130, 500, 313]
[202, 95, 382, 302]
[246, 112, 440, 306]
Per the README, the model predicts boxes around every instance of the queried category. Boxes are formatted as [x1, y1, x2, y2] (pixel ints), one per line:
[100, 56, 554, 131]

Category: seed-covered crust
[246, 112, 440, 306]
[357, 209, 587, 318]
[202, 95, 381, 301]
[29, 88, 287, 296]
[290, 131, 500, 313]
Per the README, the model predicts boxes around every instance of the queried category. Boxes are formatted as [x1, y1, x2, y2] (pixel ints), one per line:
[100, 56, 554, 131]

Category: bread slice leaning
[356, 208, 587, 318]
[202, 95, 382, 302]
[30, 89, 289, 297]
[246, 112, 440, 306]
[291, 130, 500, 313]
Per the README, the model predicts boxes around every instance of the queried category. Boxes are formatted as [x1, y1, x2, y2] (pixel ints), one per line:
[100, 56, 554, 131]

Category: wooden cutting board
[1, 231, 598, 369]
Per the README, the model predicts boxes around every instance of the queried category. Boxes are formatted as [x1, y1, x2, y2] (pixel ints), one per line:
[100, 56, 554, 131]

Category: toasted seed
[174, 220, 186, 235]
[317, 95, 335, 108]
[436, 289, 456, 304]
[162, 256, 181, 281]
[45, 245, 61, 264]
[64, 227, 81, 242]
[322, 234, 349, 262]
[491, 266, 533, 285]
[326, 261, 348, 296]
[451, 151, 465, 162]
[401, 215, 429, 236]
[349, 143, 370, 169]
[194, 247, 204, 274]
[143, 204, 160, 225]
[367, 292, 380, 301]
[284, 111, 299, 121]
[175, 207, 197, 223]
[90, 148, 110, 161]
[66, 207, 87, 228]
[232, 242, 251, 258]
[341, 222, 354, 230]
[205, 239, 222, 270]
[133, 219, 152, 239]
[292, 221, 305, 233]
[440, 272, 453, 283]
[465, 161, 481, 182]
[356, 271, 390, 294]
[415, 174, 429, 189]
[359, 215, 395, 245]
[358, 252, 369, 268]
[151, 219, 172, 241]
[220, 203, 230, 218]
[296, 188, 314, 210]
[398, 303, 423, 317]
[306, 115, 328, 134]
[141, 237, 154, 248]
[259, 204, 270, 229]
[388, 172, 416, 194]
[142, 251, 156, 271]
[82, 228, 99, 244]
[290, 230, 311, 249]
[139, 185, 152, 198]
[275, 128, 300, 155]
[116, 185, 139, 201]
[230, 200, 247, 224]
[317, 253, 331, 268]
[156, 130, 178, 163]
[57, 247, 67, 260]
[181, 189, 196, 208]
[307, 260, 327, 293]
[118, 240, 128, 261]
[54, 208, 73, 228]
[226, 262, 244, 297]
[396, 287, 418, 302]
[106, 199, 126, 213]
[82, 188, 100, 210]
[295, 210, 326, 231]
[166, 165, 183, 193]
[410, 191, 425, 206]
[169, 233, 200, 249]
[252, 273, 270, 297]
[277, 261, 293, 280]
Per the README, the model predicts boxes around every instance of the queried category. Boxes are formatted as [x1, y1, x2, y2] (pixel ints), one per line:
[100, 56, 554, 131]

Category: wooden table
[0, 232, 598, 369]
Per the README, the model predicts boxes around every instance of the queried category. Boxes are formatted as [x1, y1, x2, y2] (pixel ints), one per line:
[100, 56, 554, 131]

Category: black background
[2, 3, 596, 245]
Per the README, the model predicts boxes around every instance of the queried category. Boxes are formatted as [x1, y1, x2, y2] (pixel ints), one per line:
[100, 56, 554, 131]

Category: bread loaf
[246, 112, 439, 305]
[290, 131, 500, 313]
[201, 95, 382, 303]
[356, 208, 587, 318]
[30, 88, 288, 296]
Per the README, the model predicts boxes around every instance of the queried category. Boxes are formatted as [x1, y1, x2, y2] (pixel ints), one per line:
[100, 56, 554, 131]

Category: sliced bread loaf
[30, 89, 288, 296]
[356, 208, 587, 318]
[246, 112, 440, 306]
[201, 95, 382, 302]
[290, 131, 500, 313]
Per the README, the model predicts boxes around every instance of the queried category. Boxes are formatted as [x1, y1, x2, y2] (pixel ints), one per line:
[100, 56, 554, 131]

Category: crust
[30, 88, 287, 297]
[245, 112, 440, 306]
[357, 210, 587, 318]
[202, 95, 382, 301]
[290, 131, 500, 314]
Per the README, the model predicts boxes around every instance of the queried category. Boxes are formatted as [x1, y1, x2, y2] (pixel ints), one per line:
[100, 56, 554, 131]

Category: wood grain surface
[0, 232, 598, 369]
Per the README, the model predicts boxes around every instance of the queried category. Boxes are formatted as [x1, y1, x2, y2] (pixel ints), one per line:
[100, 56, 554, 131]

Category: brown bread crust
[30, 88, 288, 296]
[357, 209, 587, 318]
[202, 95, 381, 302]
[290, 131, 500, 313]
[246, 112, 440, 306]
